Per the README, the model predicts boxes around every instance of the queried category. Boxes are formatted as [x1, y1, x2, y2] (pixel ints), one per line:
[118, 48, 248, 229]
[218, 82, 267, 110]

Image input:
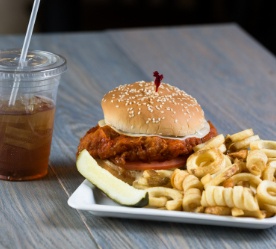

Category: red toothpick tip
[153, 71, 163, 92]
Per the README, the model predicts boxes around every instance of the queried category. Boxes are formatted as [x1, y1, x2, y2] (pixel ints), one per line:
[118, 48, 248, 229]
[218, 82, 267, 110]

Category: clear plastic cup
[0, 49, 67, 181]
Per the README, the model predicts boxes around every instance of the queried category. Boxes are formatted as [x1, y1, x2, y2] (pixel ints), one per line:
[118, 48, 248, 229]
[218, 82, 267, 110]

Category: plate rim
[68, 179, 276, 229]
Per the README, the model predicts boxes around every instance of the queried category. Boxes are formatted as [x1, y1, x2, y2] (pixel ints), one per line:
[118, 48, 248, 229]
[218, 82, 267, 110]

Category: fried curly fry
[170, 169, 189, 191]
[182, 188, 202, 212]
[147, 187, 183, 210]
[130, 128, 276, 219]
[132, 181, 148, 190]
[218, 144, 227, 153]
[231, 208, 267, 219]
[257, 180, 276, 206]
[144, 170, 172, 187]
[203, 163, 239, 188]
[241, 187, 259, 211]
[224, 155, 233, 167]
[148, 196, 168, 208]
[235, 187, 259, 211]
[213, 185, 227, 206]
[261, 150, 276, 158]
[182, 174, 203, 193]
[246, 150, 268, 176]
[250, 140, 276, 158]
[228, 129, 254, 142]
[229, 135, 260, 151]
[223, 187, 235, 207]
[223, 173, 262, 190]
[259, 203, 276, 214]
[171, 169, 203, 193]
[228, 150, 248, 162]
[133, 169, 173, 189]
[231, 207, 245, 217]
[201, 186, 259, 211]
[204, 206, 231, 216]
[186, 148, 225, 178]
[250, 140, 276, 150]
[193, 134, 225, 152]
[262, 161, 276, 181]
[201, 173, 212, 186]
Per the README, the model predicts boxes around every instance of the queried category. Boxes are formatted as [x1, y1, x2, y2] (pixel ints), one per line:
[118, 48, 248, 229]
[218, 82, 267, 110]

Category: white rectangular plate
[68, 179, 276, 229]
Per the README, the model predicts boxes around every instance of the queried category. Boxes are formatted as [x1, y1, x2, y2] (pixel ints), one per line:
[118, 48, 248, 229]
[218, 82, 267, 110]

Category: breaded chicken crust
[77, 121, 217, 166]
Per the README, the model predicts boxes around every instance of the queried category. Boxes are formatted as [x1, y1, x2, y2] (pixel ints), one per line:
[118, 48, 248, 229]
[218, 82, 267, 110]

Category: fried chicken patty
[77, 121, 217, 166]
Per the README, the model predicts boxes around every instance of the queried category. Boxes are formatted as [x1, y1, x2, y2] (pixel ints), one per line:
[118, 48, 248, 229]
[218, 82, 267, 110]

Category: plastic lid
[0, 49, 67, 81]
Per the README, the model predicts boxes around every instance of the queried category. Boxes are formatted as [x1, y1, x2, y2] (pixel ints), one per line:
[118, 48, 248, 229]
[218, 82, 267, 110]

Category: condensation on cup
[0, 49, 67, 181]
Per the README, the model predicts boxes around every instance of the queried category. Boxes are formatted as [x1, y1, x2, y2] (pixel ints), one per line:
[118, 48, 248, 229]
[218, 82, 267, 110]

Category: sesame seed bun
[101, 81, 206, 137]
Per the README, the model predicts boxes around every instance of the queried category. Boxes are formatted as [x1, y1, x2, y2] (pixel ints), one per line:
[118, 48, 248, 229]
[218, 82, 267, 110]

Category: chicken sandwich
[77, 75, 217, 184]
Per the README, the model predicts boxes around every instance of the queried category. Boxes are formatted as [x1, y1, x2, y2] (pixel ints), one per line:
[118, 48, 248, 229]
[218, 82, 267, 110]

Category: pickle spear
[77, 149, 149, 207]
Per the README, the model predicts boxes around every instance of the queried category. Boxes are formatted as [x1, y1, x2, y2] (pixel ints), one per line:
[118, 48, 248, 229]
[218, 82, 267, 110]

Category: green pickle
[77, 149, 149, 207]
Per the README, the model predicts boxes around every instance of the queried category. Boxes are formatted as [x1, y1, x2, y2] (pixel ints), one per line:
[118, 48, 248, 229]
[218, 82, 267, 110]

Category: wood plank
[0, 168, 96, 248]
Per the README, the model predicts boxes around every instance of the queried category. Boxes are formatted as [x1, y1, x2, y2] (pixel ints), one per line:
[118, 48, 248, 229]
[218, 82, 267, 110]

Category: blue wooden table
[0, 24, 275, 249]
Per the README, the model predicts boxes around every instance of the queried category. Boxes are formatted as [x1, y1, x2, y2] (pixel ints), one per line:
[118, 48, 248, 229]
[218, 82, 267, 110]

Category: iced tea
[0, 96, 55, 180]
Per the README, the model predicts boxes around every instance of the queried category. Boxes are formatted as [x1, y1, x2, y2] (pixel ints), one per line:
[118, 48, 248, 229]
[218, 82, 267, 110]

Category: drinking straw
[9, 0, 41, 106]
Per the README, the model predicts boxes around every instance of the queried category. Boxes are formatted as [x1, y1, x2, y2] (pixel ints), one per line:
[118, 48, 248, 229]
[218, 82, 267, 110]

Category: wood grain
[0, 24, 275, 249]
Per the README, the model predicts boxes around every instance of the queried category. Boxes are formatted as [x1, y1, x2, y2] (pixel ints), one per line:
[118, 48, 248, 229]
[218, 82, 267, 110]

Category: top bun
[101, 81, 206, 137]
